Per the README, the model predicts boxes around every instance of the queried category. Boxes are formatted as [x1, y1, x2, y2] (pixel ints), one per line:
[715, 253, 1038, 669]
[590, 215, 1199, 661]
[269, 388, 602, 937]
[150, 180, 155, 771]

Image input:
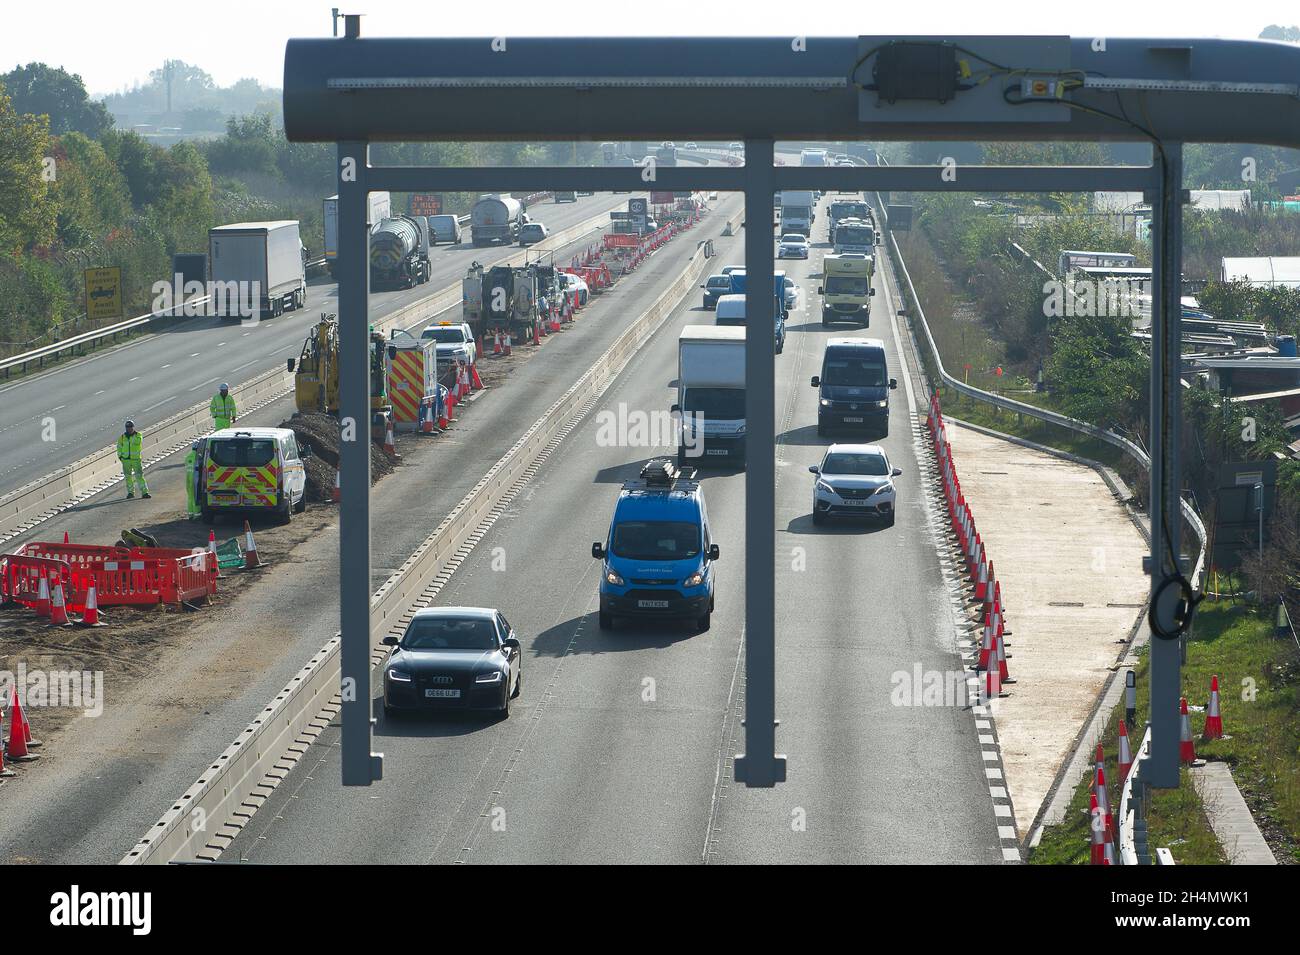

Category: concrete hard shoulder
[1190, 762, 1278, 864]
[945, 420, 1148, 833]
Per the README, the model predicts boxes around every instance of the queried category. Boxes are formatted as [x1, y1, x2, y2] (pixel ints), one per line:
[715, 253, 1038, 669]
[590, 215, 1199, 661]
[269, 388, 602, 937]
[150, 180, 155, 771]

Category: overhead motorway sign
[84, 267, 123, 321]
[409, 193, 442, 215]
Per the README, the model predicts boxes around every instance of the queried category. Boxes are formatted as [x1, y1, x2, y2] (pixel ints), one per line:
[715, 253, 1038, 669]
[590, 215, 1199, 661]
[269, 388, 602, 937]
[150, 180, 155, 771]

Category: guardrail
[121, 202, 730, 864]
[0, 206, 621, 546]
[1118, 726, 1155, 864]
[869, 165, 1206, 595]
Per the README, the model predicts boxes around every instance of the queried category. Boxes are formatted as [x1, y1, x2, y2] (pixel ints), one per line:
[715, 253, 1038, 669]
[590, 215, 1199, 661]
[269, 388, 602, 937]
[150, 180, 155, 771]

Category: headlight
[816, 480, 836, 494]
[475, 671, 504, 684]
[819, 399, 831, 407]
[876, 400, 888, 408]
[387, 668, 412, 682]
[683, 571, 704, 587]
[605, 570, 625, 585]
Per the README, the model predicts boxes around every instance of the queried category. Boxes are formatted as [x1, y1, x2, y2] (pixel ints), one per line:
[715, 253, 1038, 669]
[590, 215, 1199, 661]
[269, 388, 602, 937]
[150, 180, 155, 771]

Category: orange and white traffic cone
[383, 423, 397, 457]
[985, 648, 1004, 700]
[492, 329, 502, 356]
[243, 520, 265, 569]
[420, 401, 435, 434]
[209, 529, 223, 578]
[5, 687, 39, 761]
[63, 531, 70, 544]
[79, 582, 106, 627]
[1203, 675, 1224, 740]
[503, 332, 512, 357]
[1102, 815, 1117, 865]
[331, 469, 341, 503]
[47, 580, 71, 627]
[1089, 793, 1105, 864]
[1117, 720, 1133, 783]
[471, 362, 483, 390]
[532, 320, 541, 346]
[1179, 697, 1197, 764]
[995, 629, 1014, 684]
[34, 575, 51, 619]
[1095, 764, 1112, 840]
[976, 611, 994, 671]
[10, 685, 39, 748]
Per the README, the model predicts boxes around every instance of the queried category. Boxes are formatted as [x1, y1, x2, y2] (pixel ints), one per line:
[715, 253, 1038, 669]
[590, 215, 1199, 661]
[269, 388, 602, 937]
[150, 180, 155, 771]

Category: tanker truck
[369, 214, 431, 290]
[471, 194, 526, 247]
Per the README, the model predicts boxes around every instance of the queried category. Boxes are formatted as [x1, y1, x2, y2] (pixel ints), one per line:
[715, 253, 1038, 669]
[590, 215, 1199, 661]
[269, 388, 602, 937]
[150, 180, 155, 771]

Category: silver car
[809, 444, 902, 527]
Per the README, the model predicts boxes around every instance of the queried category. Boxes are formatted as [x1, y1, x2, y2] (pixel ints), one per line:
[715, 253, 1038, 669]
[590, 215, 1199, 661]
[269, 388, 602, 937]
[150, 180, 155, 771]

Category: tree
[203, 113, 279, 179]
[1259, 25, 1300, 42]
[1045, 311, 1147, 428]
[101, 129, 160, 209]
[1, 63, 112, 138]
[50, 132, 132, 248]
[0, 83, 56, 252]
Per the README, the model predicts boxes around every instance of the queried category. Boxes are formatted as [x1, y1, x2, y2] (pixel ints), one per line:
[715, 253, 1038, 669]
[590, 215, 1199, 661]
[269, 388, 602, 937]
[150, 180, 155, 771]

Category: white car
[809, 444, 901, 527]
[783, 278, 800, 310]
[420, 322, 477, 366]
[685, 141, 698, 149]
[518, 222, 549, 246]
[778, 234, 810, 259]
[708, 191, 719, 200]
[560, 271, 589, 306]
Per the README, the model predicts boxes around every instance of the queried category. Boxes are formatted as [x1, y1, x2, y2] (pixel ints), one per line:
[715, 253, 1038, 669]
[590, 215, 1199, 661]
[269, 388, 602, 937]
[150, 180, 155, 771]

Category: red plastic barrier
[12, 541, 217, 610]
[0, 554, 71, 609]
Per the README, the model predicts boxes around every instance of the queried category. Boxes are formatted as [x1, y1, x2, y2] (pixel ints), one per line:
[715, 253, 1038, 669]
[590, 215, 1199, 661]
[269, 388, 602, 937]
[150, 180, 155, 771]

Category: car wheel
[276, 498, 292, 525]
[885, 511, 896, 528]
[599, 610, 613, 630]
[500, 688, 510, 719]
[816, 421, 826, 436]
[293, 490, 307, 513]
[696, 612, 711, 632]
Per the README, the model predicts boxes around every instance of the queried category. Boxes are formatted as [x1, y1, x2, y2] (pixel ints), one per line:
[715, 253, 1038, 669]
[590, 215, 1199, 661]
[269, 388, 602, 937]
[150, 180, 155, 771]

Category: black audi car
[382, 607, 522, 718]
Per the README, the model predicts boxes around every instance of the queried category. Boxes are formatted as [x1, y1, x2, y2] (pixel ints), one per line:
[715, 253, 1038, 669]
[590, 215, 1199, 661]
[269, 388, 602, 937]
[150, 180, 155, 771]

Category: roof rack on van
[623, 457, 698, 492]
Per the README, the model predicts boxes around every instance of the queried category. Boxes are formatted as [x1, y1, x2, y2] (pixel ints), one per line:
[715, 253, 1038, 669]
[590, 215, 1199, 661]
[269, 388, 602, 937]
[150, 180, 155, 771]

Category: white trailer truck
[674, 326, 747, 468]
[208, 221, 306, 319]
[323, 192, 391, 277]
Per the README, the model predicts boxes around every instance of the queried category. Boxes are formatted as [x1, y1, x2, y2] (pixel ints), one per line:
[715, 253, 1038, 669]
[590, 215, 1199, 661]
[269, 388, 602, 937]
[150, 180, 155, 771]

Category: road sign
[84, 267, 123, 321]
[410, 193, 442, 216]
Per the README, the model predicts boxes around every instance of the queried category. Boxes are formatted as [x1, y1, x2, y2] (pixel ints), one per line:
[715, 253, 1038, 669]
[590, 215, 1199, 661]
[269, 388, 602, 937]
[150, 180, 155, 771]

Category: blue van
[812, 337, 897, 437]
[591, 459, 719, 632]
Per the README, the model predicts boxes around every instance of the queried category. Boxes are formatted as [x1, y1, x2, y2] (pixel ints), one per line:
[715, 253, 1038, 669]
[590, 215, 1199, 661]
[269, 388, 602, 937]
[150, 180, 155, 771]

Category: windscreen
[836, 227, 873, 245]
[208, 438, 275, 467]
[684, 387, 746, 419]
[403, 616, 498, 651]
[822, 452, 889, 476]
[826, 275, 869, 295]
[822, 355, 886, 388]
[612, 521, 701, 561]
[422, 328, 464, 343]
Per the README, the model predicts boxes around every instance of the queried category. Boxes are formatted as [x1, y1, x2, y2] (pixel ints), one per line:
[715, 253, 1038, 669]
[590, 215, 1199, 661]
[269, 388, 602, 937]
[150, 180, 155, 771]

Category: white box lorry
[323, 192, 392, 276]
[208, 221, 306, 319]
[779, 190, 816, 237]
[674, 326, 746, 467]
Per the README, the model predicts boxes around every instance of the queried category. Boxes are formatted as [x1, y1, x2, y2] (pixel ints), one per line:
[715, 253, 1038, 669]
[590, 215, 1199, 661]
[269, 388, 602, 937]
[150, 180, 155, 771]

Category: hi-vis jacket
[210, 393, 237, 421]
[116, 431, 143, 462]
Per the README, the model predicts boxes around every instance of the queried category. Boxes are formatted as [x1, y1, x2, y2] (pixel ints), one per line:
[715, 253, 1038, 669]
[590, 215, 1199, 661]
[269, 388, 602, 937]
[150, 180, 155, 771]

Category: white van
[428, 214, 463, 245]
[202, 427, 310, 524]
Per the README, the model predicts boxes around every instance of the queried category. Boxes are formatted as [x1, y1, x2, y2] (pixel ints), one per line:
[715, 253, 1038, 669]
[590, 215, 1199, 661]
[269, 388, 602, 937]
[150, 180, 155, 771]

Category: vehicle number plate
[842, 499, 869, 506]
[843, 416, 864, 423]
[705, 448, 728, 456]
[638, 599, 670, 608]
[424, 688, 460, 699]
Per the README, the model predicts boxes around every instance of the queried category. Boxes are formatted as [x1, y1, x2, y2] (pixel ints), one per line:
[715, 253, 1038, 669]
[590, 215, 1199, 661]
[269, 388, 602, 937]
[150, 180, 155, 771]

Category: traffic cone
[1095, 764, 1111, 839]
[10, 686, 38, 748]
[985, 648, 1004, 699]
[331, 469, 341, 503]
[995, 629, 1014, 684]
[437, 388, 451, 429]
[1089, 793, 1105, 864]
[470, 362, 483, 390]
[34, 575, 51, 619]
[79, 582, 106, 627]
[243, 520, 264, 569]
[974, 555, 989, 601]
[383, 423, 397, 457]
[459, 362, 470, 398]
[532, 320, 541, 346]
[6, 687, 38, 761]
[1203, 675, 1224, 740]
[1179, 697, 1197, 764]
[420, 401, 435, 434]
[63, 531, 70, 544]
[503, 332, 512, 357]
[47, 581, 70, 627]
[1117, 720, 1133, 784]
[976, 611, 994, 671]
[1103, 827, 1117, 865]
[492, 329, 502, 356]
[0, 735, 13, 778]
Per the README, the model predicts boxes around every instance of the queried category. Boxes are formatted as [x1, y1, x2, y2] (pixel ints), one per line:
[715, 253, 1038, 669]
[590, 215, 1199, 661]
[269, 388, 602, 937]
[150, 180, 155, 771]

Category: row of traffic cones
[23, 575, 105, 628]
[1091, 674, 1227, 864]
[926, 393, 1016, 697]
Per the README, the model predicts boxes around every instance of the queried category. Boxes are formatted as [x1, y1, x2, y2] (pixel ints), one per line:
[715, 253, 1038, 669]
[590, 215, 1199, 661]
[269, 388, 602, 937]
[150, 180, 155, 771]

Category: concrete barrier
[121, 210, 722, 864]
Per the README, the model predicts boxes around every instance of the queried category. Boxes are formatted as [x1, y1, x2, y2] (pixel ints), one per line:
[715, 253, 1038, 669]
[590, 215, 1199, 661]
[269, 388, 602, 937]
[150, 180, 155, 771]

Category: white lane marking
[880, 254, 917, 416]
[51, 405, 65, 412]
[94, 390, 105, 396]
[217, 341, 227, 347]
[230, 359, 259, 373]
[188, 376, 221, 392]
[139, 395, 177, 415]
[161, 363, 170, 369]
[190, 353, 200, 358]
[128, 376, 140, 382]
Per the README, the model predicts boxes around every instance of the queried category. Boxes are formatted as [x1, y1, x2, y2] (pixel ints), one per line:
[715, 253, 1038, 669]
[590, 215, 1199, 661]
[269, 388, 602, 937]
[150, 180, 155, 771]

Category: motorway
[0, 190, 636, 496]
[222, 193, 1003, 864]
[0, 192, 739, 864]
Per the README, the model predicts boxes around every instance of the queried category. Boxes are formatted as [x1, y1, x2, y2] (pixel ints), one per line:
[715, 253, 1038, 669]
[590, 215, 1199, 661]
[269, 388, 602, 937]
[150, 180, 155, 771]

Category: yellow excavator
[289, 313, 392, 436]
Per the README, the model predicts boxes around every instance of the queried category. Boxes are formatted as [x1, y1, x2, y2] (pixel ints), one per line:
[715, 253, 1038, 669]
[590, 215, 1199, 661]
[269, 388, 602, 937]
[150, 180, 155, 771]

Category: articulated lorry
[674, 326, 747, 467]
[369, 214, 431, 289]
[779, 190, 816, 237]
[323, 191, 391, 276]
[471, 194, 527, 246]
[828, 198, 872, 237]
[831, 217, 878, 255]
[208, 220, 307, 319]
[819, 253, 875, 327]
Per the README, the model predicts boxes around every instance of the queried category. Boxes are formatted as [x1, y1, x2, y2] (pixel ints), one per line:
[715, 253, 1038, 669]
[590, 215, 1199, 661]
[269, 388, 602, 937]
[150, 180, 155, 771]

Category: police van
[590, 459, 720, 632]
[202, 426, 310, 524]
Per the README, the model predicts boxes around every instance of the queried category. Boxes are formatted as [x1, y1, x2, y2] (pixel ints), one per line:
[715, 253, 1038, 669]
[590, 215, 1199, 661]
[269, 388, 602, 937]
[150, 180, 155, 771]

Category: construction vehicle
[288, 313, 394, 439]
[469, 261, 563, 343]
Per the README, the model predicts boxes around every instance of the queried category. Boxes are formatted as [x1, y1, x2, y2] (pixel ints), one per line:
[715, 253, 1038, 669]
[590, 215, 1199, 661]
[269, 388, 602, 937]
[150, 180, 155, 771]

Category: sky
[2, 0, 1297, 96]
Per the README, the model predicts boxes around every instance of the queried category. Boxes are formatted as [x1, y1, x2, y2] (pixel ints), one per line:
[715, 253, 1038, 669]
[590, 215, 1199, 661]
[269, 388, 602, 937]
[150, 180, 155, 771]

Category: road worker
[185, 440, 202, 519]
[116, 420, 149, 499]
[210, 383, 237, 431]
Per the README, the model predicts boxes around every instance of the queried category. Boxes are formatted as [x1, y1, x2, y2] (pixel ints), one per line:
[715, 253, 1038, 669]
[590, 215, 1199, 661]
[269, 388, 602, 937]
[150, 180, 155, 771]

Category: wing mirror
[382, 635, 399, 646]
[870, 287, 876, 296]
[889, 378, 897, 389]
[591, 542, 605, 559]
[892, 467, 903, 477]
[503, 637, 521, 651]
[810, 376, 820, 388]
[709, 544, 721, 561]
[286, 357, 296, 372]
[817, 285, 824, 294]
